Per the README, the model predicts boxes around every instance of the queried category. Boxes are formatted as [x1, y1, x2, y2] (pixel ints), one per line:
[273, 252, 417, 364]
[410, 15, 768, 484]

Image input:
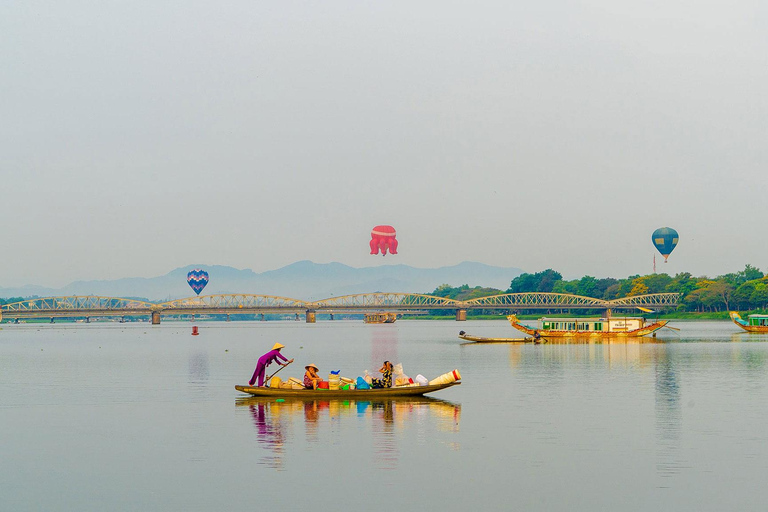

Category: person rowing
[248, 343, 294, 387]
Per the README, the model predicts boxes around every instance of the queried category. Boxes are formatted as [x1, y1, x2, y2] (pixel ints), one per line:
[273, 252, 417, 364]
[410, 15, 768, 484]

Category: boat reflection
[236, 396, 461, 470]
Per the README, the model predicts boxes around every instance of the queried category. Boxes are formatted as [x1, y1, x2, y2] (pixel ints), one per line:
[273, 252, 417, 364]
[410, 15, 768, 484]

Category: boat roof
[747, 314, 768, 318]
[539, 317, 643, 321]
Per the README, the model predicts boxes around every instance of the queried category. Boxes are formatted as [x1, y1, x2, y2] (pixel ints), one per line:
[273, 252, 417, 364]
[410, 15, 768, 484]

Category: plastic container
[269, 376, 282, 388]
[318, 381, 329, 389]
[428, 369, 461, 386]
[415, 374, 428, 386]
[328, 374, 341, 390]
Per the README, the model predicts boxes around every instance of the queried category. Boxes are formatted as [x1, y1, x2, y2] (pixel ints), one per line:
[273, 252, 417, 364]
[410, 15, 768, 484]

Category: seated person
[370, 360, 393, 389]
[304, 363, 322, 390]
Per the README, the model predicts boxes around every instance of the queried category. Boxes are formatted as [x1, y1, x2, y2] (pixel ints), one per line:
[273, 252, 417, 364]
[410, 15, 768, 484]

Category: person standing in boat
[249, 343, 294, 387]
[370, 360, 393, 388]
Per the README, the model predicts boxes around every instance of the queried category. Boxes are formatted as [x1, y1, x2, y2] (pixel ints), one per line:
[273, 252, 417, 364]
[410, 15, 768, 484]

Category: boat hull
[458, 333, 535, 343]
[507, 315, 668, 338]
[235, 381, 460, 398]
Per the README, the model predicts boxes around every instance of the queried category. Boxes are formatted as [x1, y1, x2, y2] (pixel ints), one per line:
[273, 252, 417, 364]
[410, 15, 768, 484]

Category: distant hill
[0, 261, 523, 301]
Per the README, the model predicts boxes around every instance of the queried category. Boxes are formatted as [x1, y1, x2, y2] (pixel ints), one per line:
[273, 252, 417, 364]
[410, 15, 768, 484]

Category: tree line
[428, 264, 768, 313]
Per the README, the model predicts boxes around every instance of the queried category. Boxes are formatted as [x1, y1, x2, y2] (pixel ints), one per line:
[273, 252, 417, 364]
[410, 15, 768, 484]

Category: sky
[1, 1, 767, 288]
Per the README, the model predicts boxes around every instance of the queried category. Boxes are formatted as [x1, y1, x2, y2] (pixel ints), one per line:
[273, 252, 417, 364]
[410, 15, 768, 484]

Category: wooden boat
[729, 312, 768, 333]
[364, 312, 397, 324]
[235, 381, 459, 398]
[458, 331, 536, 343]
[507, 314, 668, 338]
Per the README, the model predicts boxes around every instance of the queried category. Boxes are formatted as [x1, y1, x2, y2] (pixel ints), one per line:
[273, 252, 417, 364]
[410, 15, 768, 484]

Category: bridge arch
[463, 292, 608, 309]
[159, 294, 309, 310]
[312, 293, 460, 310]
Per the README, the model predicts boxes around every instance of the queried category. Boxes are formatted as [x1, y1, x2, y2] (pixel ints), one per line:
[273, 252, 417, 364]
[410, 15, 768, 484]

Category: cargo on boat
[507, 314, 668, 338]
[729, 312, 768, 333]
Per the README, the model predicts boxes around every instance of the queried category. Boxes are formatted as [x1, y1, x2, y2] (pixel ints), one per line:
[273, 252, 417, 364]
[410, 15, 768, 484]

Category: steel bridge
[0, 292, 680, 324]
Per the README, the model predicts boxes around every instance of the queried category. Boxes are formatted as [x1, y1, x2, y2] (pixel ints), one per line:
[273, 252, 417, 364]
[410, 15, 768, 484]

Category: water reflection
[653, 345, 684, 481]
[236, 396, 461, 470]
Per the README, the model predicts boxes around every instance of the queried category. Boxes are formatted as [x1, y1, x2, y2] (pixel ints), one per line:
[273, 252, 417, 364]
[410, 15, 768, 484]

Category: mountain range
[0, 261, 523, 301]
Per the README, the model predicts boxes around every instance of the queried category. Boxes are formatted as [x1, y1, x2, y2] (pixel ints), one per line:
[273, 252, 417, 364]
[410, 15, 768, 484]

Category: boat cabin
[747, 315, 768, 327]
[540, 317, 646, 333]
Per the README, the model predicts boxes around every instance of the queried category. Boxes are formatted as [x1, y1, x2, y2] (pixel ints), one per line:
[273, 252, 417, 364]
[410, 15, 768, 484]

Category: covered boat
[507, 314, 668, 338]
[364, 312, 397, 324]
[235, 381, 460, 398]
[729, 312, 768, 333]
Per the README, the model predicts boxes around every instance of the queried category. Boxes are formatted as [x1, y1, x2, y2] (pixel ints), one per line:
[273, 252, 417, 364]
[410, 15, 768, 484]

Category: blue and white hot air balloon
[186, 269, 209, 295]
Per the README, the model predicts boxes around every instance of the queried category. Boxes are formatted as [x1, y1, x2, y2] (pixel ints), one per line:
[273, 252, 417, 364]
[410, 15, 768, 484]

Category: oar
[664, 325, 681, 331]
[265, 360, 293, 385]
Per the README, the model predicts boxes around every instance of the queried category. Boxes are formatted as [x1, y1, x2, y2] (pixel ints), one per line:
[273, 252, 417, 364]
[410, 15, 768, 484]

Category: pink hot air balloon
[370, 225, 398, 256]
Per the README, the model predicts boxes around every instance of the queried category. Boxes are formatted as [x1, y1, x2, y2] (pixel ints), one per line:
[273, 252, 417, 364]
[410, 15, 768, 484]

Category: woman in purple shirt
[249, 343, 294, 386]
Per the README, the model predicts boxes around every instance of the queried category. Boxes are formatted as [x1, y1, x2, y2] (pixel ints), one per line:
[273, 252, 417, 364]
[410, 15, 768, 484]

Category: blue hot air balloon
[652, 227, 679, 262]
[187, 269, 209, 295]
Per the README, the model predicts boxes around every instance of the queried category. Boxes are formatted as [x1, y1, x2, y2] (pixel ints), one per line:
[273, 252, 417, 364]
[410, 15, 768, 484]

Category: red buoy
[192, 326, 199, 336]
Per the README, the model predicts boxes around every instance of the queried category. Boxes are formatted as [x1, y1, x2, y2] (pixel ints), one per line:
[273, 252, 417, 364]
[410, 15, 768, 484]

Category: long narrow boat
[235, 381, 460, 398]
[507, 314, 668, 338]
[458, 331, 536, 343]
[729, 312, 768, 333]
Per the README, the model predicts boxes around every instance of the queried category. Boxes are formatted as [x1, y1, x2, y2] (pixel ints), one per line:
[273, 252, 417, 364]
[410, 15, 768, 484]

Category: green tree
[507, 269, 562, 293]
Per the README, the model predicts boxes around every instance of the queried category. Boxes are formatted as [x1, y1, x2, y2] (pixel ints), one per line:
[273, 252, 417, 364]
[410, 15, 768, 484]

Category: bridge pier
[151, 311, 161, 325]
[306, 310, 316, 323]
[455, 309, 467, 321]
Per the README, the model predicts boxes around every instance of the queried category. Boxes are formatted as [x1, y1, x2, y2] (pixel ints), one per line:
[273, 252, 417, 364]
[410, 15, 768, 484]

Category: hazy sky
[2, 1, 767, 288]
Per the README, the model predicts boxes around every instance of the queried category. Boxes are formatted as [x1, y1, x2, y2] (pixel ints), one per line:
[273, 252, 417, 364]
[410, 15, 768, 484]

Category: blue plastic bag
[356, 376, 370, 390]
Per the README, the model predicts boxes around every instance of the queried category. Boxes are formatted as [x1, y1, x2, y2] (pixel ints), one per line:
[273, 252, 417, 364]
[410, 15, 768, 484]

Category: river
[1, 319, 767, 511]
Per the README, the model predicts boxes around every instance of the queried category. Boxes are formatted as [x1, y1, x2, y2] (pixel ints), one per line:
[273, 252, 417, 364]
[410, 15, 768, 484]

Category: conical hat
[305, 363, 319, 371]
[272, 342, 285, 350]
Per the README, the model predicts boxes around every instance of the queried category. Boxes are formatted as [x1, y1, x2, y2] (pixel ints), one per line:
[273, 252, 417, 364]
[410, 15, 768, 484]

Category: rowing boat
[235, 381, 460, 398]
[458, 332, 536, 343]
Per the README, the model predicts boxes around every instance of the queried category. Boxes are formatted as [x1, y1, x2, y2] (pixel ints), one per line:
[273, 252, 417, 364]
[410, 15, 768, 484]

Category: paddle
[265, 360, 293, 386]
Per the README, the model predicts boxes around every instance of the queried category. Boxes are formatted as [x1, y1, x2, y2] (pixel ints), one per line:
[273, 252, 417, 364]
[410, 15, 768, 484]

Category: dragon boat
[507, 314, 668, 338]
[729, 312, 768, 333]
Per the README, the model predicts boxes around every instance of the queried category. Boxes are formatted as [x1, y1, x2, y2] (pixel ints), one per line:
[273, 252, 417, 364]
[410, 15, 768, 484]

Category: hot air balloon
[187, 269, 209, 295]
[652, 227, 679, 262]
[370, 225, 398, 256]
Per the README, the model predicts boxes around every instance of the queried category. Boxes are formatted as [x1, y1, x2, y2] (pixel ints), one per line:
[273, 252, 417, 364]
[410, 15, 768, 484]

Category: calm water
[2, 319, 768, 511]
